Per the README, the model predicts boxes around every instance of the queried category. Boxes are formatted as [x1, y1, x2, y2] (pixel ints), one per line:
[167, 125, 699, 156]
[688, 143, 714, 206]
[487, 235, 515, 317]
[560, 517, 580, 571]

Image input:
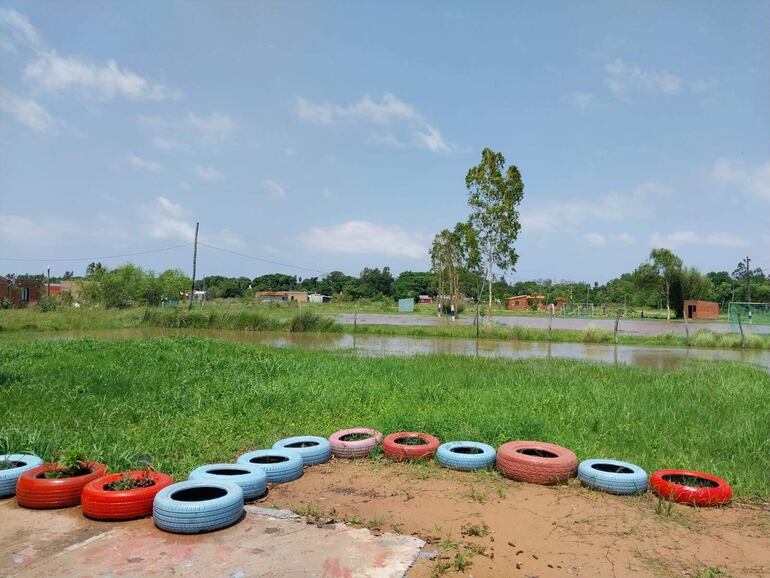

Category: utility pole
[745, 256, 751, 303]
[188, 222, 199, 310]
[47, 266, 51, 297]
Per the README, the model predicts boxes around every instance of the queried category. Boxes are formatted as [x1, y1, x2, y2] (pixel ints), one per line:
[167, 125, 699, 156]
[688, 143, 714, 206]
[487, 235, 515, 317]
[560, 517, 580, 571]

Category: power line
[0, 243, 192, 263]
[198, 242, 328, 276]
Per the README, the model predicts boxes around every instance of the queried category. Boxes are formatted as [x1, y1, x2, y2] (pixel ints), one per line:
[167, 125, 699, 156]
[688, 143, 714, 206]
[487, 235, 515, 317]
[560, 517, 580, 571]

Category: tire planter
[236, 449, 303, 483]
[496, 441, 577, 485]
[382, 432, 440, 461]
[153, 480, 244, 534]
[189, 463, 267, 500]
[0, 453, 43, 497]
[328, 428, 383, 459]
[436, 441, 496, 471]
[577, 459, 648, 495]
[650, 469, 732, 507]
[81, 471, 174, 520]
[16, 462, 108, 509]
[272, 436, 332, 467]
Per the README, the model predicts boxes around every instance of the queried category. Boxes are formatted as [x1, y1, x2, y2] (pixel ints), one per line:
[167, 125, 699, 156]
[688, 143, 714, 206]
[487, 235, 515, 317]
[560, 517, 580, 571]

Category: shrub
[38, 296, 58, 312]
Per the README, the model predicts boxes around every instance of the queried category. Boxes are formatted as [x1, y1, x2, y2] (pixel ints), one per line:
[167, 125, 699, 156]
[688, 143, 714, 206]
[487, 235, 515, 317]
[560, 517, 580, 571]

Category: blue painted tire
[236, 449, 304, 483]
[153, 480, 244, 534]
[272, 436, 332, 467]
[189, 464, 267, 501]
[0, 454, 43, 497]
[436, 441, 496, 471]
[578, 459, 648, 495]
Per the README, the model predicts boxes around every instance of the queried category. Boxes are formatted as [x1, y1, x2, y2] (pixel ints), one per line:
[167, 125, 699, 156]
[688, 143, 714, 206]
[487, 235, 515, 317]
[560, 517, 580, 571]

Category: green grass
[0, 337, 768, 498]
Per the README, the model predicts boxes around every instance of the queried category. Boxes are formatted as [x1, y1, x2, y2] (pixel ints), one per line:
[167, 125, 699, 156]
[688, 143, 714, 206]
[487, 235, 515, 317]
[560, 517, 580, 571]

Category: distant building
[308, 294, 332, 303]
[257, 290, 309, 303]
[684, 300, 719, 320]
[0, 277, 41, 308]
[417, 295, 433, 304]
[505, 294, 546, 312]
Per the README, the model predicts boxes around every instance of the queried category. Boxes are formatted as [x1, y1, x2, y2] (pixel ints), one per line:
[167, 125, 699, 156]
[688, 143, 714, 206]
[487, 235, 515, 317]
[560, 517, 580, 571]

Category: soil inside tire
[285, 441, 320, 448]
[450, 447, 483, 454]
[0, 461, 25, 469]
[207, 468, 252, 476]
[171, 486, 228, 502]
[591, 463, 634, 474]
[395, 437, 428, 446]
[516, 449, 558, 458]
[39, 468, 92, 479]
[662, 474, 719, 488]
[340, 433, 373, 442]
[249, 456, 290, 464]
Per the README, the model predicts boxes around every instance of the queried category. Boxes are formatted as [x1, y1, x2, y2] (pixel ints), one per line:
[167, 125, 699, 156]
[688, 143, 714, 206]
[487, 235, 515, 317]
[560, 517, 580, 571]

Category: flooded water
[3, 328, 769, 372]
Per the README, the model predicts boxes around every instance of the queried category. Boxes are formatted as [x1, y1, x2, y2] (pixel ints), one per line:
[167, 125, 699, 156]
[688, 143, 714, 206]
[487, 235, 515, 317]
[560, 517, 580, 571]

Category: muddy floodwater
[4, 328, 769, 372]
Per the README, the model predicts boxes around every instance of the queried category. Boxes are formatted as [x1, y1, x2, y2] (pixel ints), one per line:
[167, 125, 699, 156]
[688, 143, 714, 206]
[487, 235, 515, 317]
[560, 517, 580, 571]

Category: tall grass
[0, 337, 768, 498]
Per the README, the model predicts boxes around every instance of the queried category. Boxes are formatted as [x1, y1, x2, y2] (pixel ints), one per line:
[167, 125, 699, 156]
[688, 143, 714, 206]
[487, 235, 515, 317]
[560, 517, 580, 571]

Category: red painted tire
[383, 432, 440, 461]
[16, 462, 108, 509]
[496, 441, 578, 485]
[82, 471, 174, 520]
[329, 428, 383, 458]
[650, 469, 732, 507]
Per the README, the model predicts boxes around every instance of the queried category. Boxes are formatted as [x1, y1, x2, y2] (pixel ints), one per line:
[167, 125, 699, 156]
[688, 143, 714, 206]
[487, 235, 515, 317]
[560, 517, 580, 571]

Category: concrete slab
[0, 499, 424, 577]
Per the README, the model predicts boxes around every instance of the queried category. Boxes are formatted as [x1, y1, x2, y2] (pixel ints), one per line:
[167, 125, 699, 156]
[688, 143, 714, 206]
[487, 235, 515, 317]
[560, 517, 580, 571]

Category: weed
[655, 496, 674, 517]
[693, 568, 730, 578]
[468, 486, 488, 503]
[453, 548, 473, 572]
[463, 523, 489, 537]
[44, 449, 89, 479]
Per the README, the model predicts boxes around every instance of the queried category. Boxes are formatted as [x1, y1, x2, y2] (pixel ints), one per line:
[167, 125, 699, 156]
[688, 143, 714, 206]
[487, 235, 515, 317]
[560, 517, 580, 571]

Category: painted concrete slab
[0, 500, 424, 577]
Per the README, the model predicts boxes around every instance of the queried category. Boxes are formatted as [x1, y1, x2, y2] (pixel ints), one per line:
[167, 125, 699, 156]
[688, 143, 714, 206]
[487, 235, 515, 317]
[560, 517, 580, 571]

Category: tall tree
[648, 248, 683, 319]
[466, 148, 525, 318]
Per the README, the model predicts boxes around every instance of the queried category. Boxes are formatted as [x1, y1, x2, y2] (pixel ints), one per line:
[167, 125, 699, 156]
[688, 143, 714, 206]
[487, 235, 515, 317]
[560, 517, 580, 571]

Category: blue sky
[1, 1, 768, 282]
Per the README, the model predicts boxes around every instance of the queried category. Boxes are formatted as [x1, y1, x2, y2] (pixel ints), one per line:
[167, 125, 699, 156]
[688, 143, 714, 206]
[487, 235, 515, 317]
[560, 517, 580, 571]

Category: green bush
[38, 296, 58, 312]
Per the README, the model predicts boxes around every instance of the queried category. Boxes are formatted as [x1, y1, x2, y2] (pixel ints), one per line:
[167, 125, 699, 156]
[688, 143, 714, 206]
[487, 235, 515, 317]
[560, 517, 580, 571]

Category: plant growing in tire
[16, 449, 108, 509]
[82, 465, 174, 521]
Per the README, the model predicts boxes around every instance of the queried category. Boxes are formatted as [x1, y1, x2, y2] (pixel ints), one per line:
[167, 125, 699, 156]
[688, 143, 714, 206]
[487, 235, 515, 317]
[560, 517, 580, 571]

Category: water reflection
[3, 328, 769, 372]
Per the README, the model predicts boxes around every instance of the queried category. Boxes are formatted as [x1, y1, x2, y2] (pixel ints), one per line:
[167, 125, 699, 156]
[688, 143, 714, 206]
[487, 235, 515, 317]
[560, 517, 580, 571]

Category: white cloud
[522, 182, 667, 232]
[713, 158, 770, 201]
[0, 8, 41, 51]
[25, 51, 179, 101]
[143, 197, 242, 247]
[295, 94, 451, 153]
[564, 91, 595, 111]
[583, 232, 635, 248]
[604, 59, 683, 100]
[195, 165, 225, 182]
[299, 221, 428, 258]
[152, 135, 186, 151]
[127, 153, 161, 172]
[263, 179, 286, 200]
[138, 111, 236, 145]
[650, 230, 750, 249]
[0, 86, 58, 132]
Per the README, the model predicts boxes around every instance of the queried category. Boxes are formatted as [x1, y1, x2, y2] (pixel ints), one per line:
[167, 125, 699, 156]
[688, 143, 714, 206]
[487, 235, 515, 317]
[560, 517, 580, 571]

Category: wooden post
[548, 303, 554, 341]
[475, 301, 480, 339]
[46, 266, 51, 297]
[683, 307, 690, 347]
[188, 222, 199, 310]
[737, 314, 745, 348]
[614, 309, 621, 344]
[353, 304, 357, 334]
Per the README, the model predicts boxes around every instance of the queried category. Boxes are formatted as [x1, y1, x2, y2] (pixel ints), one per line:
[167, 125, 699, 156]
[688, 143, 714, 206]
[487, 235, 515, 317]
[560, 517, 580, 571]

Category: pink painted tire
[496, 441, 578, 485]
[329, 428, 383, 459]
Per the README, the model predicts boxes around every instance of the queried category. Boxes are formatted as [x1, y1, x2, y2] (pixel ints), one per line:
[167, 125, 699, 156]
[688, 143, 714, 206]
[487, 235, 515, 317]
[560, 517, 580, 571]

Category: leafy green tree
[358, 267, 394, 298]
[647, 248, 683, 319]
[392, 271, 435, 300]
[466, 148, 525, 318]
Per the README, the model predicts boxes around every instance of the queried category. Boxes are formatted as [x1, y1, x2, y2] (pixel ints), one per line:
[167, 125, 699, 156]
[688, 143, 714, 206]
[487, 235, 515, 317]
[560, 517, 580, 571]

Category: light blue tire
[236, 449, 303, 483]
[272, 436, 332, 467]
[578, 459, 648, 495]
[189, 464, 267, 501]
[436, 441, 496, 471]
[0, 454, 43, 497]
[153, 480, 244, 534]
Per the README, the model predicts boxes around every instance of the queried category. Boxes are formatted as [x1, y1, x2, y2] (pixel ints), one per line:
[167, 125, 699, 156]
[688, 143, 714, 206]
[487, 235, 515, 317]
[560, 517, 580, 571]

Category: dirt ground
[263, 458, 770, 578]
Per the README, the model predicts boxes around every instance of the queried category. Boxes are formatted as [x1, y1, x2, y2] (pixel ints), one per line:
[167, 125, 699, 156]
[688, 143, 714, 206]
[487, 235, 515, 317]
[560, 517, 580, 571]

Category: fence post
[614, 309, 621, 344]
[737, 314, 745, 348]
[683, 308, 690, 347]
[353, 304, 357, 334]
[548, 303, 554, 341]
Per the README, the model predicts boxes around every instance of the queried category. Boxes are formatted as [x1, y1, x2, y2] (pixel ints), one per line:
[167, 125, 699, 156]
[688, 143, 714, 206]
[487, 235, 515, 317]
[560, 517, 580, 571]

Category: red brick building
[506, 294, 546, 311]
[683, 299, 720, 320]
[0, 277, 42, 308]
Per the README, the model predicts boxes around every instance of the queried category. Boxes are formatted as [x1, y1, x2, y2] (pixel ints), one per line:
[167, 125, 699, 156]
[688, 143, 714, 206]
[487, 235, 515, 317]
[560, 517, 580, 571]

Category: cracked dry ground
[263, 459, 770, 577]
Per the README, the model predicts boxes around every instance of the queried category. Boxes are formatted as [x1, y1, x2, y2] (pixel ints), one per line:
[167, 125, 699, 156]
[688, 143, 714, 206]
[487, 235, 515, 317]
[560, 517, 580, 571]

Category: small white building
[308, 293, 332, 303]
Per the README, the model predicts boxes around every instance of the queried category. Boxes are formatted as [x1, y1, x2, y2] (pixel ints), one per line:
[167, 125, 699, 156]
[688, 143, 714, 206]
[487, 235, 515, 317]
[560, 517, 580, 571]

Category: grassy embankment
[0, 337, 768, 498]
[1, 303, 767, 349]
